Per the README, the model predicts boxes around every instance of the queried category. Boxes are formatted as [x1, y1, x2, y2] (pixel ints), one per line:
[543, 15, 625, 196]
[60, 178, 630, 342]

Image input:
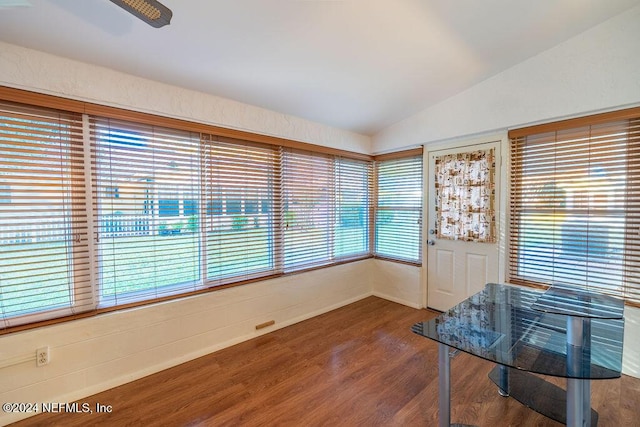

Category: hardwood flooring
[11, 296, 640, 426]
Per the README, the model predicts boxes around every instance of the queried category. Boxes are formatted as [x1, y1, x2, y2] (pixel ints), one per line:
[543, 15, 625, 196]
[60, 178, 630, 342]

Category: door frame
[421, 131, 509, 309]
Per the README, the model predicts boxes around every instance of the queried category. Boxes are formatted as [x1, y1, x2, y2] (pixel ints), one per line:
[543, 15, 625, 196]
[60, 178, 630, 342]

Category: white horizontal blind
[0, 100, 90, 328]
[625, 117, 640, 305]
[335, 157, 372, 259]
[1, 88, 381, 330]
[374, 155, 423, 263]
[202, 135, 279, 285]
[510, 116, 640, 305]
[91, 117, 201, 307]
[282, 149, 334, 271]
[281, 151, 371, 271]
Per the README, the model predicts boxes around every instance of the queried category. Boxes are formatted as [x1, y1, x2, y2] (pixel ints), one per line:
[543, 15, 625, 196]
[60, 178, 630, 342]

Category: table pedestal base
[488, 366, 598, 426]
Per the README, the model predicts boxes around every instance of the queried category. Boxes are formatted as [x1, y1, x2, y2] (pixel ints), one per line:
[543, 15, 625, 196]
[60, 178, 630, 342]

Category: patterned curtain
[435, 148, 495, 242]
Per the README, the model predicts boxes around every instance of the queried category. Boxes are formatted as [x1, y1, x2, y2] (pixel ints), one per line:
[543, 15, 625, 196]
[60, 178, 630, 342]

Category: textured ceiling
[1, 0, 639, 135]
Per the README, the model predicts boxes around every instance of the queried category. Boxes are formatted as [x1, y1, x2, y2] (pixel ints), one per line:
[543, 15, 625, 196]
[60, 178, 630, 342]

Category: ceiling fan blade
[109, 0, 172, 28]
[0, 0, 32, 9]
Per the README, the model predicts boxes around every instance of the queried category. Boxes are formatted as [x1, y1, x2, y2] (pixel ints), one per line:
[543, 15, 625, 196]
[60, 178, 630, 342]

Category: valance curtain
[435, 148, 495, 243]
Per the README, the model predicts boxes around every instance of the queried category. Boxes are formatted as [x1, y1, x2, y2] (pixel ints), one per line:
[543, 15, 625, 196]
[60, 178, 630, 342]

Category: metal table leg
[566, 316, 591, 427]
[438, 343, 451, 427]
[498, 364, 510, 397]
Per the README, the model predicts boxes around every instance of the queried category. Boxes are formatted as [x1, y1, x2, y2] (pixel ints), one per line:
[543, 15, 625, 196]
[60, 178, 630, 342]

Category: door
[427, 141, 500, 311]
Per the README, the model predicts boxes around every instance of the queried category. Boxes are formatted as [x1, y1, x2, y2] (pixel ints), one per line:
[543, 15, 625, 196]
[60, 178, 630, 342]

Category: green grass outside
[1, 225, 367, 317]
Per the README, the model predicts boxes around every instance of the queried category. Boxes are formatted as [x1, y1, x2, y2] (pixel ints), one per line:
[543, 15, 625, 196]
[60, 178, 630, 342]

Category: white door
[427, 141, 500, 311]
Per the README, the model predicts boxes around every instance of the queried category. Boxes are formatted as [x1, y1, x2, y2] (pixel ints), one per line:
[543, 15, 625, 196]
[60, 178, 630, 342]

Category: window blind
[0, 86, 379, 333]
[0, 100, 90, 327]
[374, 155, 423, 263]
[282, 149, 334, 271]
[281, 150, 372, 272]
[509, 111, 640, 306]
[335, 157, 372, 259]
[202, 135, 280, 285]
[91, 117, 201, 307]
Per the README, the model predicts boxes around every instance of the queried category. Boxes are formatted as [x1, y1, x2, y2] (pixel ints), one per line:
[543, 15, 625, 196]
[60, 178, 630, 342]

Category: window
[0, 88, 381, 332]
[206, 199, 223, 216]
[282, 149, 333, 270]
[260, 199, 271, 214]
[282, 150, 372, 271]
[245, 199, 259, 215]
[106, 186, 120, 199]
[0, 100, 91, 328]
[0, 184, 10, 204]
[225, 198, 242, 215]
[158, 197, 180, 217]
[202, 135, 278, 285]
[183, 199, 198, 216]
[374, 154, 423, 263]
[509, 108, 640, 305]
[91, 118, 201, 306]
[335, 158, 371, 258]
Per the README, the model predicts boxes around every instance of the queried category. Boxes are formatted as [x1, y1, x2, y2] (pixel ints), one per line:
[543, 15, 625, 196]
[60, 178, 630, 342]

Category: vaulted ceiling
[1, 0, 638, 135]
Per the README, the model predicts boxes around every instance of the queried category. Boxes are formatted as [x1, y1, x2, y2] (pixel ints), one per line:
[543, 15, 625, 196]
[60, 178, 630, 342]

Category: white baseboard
[371, 291, 422, 309]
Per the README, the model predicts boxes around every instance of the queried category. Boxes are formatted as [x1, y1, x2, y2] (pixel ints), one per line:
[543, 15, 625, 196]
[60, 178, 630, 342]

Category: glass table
[411, 283, 624, 427]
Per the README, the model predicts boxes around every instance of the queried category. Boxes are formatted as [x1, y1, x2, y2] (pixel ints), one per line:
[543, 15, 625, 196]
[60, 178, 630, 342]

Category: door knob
[427, 239, 435, 246]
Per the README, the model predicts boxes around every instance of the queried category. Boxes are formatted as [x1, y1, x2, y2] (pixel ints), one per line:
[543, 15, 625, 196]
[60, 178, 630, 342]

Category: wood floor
[12, 296, 640, 426]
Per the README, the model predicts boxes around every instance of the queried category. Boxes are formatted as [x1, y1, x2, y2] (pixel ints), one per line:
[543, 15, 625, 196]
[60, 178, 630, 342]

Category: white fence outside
[102, 215, 152, 238]
[1, 218, 69, 245]
[1, 215, 154, 245]
[1, 213, 270, 245]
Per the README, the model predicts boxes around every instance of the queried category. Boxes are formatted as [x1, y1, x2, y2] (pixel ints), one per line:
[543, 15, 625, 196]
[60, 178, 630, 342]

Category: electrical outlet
[36, 346, 50, 367]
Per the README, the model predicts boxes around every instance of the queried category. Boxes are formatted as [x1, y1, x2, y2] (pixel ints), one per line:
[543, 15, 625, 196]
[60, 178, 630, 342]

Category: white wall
[0, 260, 373, 425]
[370, 260, 422, 309]
[623, 307, 640, 377]
[372, 4, 640, 152]
[0, 41, 371, 155]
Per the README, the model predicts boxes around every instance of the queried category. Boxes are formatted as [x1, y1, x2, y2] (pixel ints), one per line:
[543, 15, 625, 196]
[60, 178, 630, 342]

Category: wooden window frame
[0, 86, 376, 335]
[508, 106, 640, 307]
[372, 149, 424, 265]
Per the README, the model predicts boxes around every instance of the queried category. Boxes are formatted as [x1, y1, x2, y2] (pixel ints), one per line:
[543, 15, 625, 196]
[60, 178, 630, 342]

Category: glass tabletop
[411, 283, 624, 379]
[530, 283, 624, 319]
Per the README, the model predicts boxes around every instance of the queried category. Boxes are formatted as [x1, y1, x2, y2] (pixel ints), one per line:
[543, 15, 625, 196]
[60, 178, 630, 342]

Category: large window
[0, 91, 386, 330]
[335, 157, 371, 258]
[202, 136, 278, 285]
[509, 108, 640, 306]
[282, 149, 334, 270]
[374, 154, 423, 263]
[0, 100, 91, 327]
[282, 150, 371, 271]
[91, 118, 202, 307]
